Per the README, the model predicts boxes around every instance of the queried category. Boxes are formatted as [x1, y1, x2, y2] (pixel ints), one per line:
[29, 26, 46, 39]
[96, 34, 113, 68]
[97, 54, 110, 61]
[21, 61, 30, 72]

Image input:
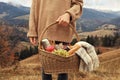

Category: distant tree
[102, 35, 115, 47]
[86, 35, 90, 43]
[94, 36, 100, 46]
[96, 48, 101, 55]
[0, 25, 29, 67]
[115, 38, 120, 47]
[86, 35, 95, 46]
[114, 32, 119, 40]
[19, 47, 29, 60]
[0, 27, 11, 54]
[19, 46, 38, 60]
[102, 35, 109, 47]
[114, 32, 120, 47]
[33, 46, 38, 54]
[109, 36, 114, 47]
[71, 38, 77, 45]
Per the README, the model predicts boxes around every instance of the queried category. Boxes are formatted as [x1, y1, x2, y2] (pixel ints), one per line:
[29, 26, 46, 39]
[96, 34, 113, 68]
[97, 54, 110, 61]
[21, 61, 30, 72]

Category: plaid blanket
[75, 41, 99, 72]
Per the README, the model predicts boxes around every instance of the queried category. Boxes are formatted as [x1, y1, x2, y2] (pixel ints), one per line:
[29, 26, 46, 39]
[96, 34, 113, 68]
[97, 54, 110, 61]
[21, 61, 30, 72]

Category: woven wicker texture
[40, 50, 80, 74]
[39, 22, 81, 74]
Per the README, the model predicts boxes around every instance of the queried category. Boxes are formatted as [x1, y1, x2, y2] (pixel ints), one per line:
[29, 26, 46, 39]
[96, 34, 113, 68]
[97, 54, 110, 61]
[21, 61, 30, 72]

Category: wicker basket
[39, 22, 81, 74]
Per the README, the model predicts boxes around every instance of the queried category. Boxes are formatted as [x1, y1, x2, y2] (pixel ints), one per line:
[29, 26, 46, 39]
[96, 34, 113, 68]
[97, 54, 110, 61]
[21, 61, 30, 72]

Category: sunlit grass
[0, 51, 120, 80]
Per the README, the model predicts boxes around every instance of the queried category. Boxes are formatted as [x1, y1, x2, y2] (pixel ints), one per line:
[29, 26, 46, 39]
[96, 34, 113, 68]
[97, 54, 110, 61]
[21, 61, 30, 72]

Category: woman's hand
[29, 37, 38, 45]
[56, 13, 70, 27]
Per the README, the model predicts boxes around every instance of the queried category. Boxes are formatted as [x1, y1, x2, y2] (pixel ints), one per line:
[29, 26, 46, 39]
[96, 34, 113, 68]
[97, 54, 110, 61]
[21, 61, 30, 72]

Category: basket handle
[39, 21, 80, 47]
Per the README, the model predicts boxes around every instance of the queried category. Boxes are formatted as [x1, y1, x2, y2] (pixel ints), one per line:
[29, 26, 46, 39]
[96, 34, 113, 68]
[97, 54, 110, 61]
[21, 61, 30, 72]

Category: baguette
[68, 44, 81, 55]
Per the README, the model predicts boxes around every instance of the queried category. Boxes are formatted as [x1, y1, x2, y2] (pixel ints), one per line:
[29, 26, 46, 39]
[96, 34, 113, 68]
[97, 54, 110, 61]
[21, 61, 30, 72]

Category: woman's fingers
[60, 20, 68, 27]
[56, 13, 70, 27]
[29, 37, 37, 45]
[58, 17, 69, 27]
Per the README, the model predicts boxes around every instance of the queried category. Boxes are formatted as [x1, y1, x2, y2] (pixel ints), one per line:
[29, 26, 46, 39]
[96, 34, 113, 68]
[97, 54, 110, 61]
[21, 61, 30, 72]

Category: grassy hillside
[0, 12, 8, 19]
[0, 49, 120, 80]
[79, 29, 116, 38]
[14, 14, 29, 20]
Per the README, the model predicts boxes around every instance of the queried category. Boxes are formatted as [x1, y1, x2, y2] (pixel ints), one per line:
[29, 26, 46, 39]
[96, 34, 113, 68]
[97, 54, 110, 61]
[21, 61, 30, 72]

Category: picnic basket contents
[39, 22, 81, 74]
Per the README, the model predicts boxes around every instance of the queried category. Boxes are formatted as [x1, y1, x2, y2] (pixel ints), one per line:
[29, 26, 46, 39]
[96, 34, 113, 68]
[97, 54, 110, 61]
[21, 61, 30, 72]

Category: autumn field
[0, 49, 120, 80]
[0, 1, 120, 80]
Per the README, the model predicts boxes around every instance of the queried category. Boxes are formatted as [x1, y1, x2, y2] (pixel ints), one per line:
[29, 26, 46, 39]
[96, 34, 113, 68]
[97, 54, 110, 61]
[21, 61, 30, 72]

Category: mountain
[14, 14, 29, 20]
[0, 2, 29, 19]
[104, 17, 120, 27]
[76, 8, 120, 31]
[81, 8, 119, 20]
[115, 11, 120, 16]
[79, 29, 116, 38]
[0, 2, 29, 26]
[0, 2, 119, 31]
[106, 11, 120, 16]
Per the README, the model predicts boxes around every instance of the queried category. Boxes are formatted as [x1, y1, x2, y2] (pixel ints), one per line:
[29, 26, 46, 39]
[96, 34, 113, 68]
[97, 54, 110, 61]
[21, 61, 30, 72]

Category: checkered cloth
[75, 41, 99, 72]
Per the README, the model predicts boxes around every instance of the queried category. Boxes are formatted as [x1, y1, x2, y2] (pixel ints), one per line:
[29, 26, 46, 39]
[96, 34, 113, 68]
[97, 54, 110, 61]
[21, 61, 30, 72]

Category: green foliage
[85, 32, 120, 47]
[86, 35, 95, 45]
[86, 35, 100, 46]
[102, 35, 114, 47]
[71, 38, 78, 45]
[19, 46, 38, 60]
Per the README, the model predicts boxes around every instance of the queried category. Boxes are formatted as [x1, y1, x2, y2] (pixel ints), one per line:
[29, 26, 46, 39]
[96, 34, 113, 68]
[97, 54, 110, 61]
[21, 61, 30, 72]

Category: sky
[0, 0, 120, 11]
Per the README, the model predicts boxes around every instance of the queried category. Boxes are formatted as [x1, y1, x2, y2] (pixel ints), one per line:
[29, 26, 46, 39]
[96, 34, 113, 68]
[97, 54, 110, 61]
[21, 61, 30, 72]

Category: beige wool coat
[27, 0, 83, 43]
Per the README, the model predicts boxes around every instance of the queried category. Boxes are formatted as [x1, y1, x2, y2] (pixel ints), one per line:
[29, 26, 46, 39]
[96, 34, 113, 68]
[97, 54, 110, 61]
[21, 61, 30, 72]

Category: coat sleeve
[27, 0, 38, 38]
[66, 0, 83, 22]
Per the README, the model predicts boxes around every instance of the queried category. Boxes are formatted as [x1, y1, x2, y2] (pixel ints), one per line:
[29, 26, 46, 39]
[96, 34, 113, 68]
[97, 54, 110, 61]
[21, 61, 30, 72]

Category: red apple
[45, 45, 55, 52]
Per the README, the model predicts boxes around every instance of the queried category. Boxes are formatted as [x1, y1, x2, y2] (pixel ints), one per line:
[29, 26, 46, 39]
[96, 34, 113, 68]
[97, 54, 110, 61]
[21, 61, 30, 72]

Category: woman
[27, 0, 83, 80]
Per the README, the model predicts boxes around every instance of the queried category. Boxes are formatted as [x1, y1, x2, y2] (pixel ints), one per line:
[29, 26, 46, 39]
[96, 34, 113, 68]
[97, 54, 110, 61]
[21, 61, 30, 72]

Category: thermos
[41, 39, 55, 52]
[41, 39, 51, 50]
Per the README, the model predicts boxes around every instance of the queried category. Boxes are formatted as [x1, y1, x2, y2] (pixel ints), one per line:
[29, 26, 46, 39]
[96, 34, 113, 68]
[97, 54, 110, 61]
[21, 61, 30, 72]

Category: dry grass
[79, 29, 116, 37]
[0, 49, 120, 80]
[96, 47, 116, 53]
[14, 14, 29, 20]
[0, 12, 8, 18]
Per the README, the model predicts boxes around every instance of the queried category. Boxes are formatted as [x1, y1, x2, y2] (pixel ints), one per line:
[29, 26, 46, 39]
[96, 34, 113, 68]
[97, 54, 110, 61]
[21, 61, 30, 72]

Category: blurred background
[0, 0, 120, 80]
